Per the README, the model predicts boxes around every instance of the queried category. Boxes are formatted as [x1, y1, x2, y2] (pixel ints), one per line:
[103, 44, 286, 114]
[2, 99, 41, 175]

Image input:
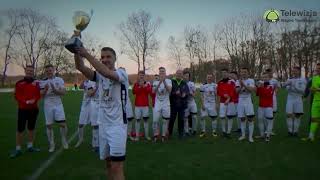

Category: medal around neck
[65, 10, 93, 53]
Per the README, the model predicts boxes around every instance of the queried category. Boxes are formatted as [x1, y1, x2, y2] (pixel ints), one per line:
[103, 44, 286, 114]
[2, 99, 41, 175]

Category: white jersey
[82, 80, 96, 102]
[40, 76, 65, 106]
[186, 81, 196, 103]
[200, 82, 217, 103]
[152, 79, 172, 103]
[284, 77, 307, 98]
[95, 69, 128, 126]
[239, 78, 255, 99]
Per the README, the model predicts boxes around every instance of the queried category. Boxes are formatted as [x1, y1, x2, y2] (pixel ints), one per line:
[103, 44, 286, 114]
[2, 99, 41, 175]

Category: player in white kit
[75, 80, 99, 152]
[40, 65, 68, 152]
[237, 67, 256, 143]
[152, 67, 172, 142]
[282, 66, 307, 137]
[118, 68, 135, 141]
[75, 46, 128, 180]
[183, 70, 198, 135]
[199, 73, 218, 137]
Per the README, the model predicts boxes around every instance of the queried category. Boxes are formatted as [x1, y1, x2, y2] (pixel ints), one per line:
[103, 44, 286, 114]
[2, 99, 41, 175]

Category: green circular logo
[264, 9, 280, 22]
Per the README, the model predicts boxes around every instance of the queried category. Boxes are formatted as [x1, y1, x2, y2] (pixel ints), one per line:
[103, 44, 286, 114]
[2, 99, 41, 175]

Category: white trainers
[129, 136, 135, 141]
[145, 136, 151, 141]
[238, 136, 246, 141]
[49, 143, 55, 153]
[249, 137, 254, 143]
[63, 141, 69, 149]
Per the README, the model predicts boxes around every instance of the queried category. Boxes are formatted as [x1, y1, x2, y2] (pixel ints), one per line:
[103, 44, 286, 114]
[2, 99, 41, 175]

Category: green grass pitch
[0, 90, 319, 180]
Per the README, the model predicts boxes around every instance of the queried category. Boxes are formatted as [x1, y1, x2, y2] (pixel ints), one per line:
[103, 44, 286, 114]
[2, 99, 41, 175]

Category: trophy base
[65, 37, 83, 53]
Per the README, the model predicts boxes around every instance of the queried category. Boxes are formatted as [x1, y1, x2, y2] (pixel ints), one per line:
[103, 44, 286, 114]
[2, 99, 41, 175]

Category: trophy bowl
[65, 10, 92, 53]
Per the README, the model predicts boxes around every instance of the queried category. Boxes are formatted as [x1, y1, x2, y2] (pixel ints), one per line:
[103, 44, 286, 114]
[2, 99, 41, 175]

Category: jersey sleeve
[116, 69, 128, 84]
[166, 79, 172, 88]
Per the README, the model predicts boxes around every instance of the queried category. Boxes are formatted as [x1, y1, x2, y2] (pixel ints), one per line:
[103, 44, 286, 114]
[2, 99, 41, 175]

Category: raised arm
[74, 53, 95, 81]
[76, 47, 120, 82]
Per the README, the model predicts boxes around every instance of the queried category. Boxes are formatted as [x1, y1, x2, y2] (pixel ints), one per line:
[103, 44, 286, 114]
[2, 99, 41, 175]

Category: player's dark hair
[265, 68, 272, 73]
[45, 64, 54, 69]
[230, 71, 238, 75]
[138, 70, 145, 75]
[241, 67, 249, 71]
[221, 68, 229, 72]
[101, 47, 116, 57]
[293, 66, 301, 70]
[159, 67, 166, 70]
[25, 65, 34, 69]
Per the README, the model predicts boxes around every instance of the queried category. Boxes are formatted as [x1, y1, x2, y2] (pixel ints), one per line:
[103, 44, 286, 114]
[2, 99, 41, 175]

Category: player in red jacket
[10, 65, 41, 158]
[217, 68, 236, 138]
[132, 71, 152, 141]
[229, 71, 241, 132]
[256, 72, 274, 142]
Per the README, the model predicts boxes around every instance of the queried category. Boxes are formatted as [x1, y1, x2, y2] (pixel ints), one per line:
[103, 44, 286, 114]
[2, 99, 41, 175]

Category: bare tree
[15, 8, 57, 75]
[39, 30, 75, 77]
[118, 10, 162, 72]
[1, 9, 21, 86]
[167, 36, 185, 69]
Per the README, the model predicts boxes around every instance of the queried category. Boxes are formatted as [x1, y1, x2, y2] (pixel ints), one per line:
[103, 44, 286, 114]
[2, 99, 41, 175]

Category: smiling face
[45, 66, 55, 79]
[292, 67, 300, 78]
[207, 74, 213, 83]
[25, 66, 34, 78]
[100, 50, 116, 70]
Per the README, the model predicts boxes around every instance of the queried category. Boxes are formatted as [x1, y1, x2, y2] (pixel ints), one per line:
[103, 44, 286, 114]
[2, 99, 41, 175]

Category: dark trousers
[169, 105, 185, 136]
[188, 115, 192, 129]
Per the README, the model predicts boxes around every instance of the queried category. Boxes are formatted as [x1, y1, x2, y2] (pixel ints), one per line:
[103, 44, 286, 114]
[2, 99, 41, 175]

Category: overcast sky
[1, 0, 320, 75]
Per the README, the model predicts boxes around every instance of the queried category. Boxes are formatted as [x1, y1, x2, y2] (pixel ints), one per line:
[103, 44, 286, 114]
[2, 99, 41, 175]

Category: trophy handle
[74, 30, 81, 39]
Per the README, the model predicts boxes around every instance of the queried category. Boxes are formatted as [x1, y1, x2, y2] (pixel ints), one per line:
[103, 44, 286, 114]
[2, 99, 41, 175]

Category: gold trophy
[65, 10, 93, 53]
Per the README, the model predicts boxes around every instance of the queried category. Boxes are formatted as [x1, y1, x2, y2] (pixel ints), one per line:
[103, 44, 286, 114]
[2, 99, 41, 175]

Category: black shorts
[17, 109, 39, 133]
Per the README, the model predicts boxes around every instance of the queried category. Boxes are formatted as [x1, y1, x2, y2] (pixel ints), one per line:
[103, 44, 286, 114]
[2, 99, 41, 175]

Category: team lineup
[11, 46, 320, 180]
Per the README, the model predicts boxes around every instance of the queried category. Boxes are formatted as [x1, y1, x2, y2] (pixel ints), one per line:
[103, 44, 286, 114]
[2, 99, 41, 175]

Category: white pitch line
[27, 131, 78, 180]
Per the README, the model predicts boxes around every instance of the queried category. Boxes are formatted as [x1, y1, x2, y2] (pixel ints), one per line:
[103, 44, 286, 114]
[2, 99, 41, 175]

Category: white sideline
[26, 131, 78, 180]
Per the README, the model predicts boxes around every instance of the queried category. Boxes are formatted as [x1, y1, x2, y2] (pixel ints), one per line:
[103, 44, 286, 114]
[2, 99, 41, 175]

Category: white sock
[162, 120, 168, 136]
[144, 121, 149, 137]
[287, 117, 293, 133]
[266, 119, 273, 137]
[192, 115, 197, 131]
[16, 145, 21, 151]
[227, 118, 233, 134]
[92, 128, 99, 147]
[240, 121, 246, 137]
[153, 121, 159, 136]
[309, 131, 314, 139]
[184, 118, 189, 133]
[46, 128, 54, 145]
[78, 127, 84, 142]
[258, 117, 265, 136]
[27, 142, 33, 148]
[237, 118, 241, 129]
[128, 121, 133, 135]
[200, 118, 205, 132]
[293, 117, 300, 133]
[211, 120, 217, 132]
[248, 121, 254, 139]
[60, 127, 68, 144]
[221, 118, 226, 133]
[135, 120, 141, 137]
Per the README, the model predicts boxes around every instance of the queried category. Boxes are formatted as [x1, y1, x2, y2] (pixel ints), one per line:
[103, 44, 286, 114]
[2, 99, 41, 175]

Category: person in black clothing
[169, 69, 189, 138]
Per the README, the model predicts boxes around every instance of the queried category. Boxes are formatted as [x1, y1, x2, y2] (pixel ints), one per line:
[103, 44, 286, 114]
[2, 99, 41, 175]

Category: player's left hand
[75, 47, 90, 58]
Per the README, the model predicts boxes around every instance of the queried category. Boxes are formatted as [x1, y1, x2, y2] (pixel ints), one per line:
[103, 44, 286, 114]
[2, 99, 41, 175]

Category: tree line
[1, 9, 319, 87]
